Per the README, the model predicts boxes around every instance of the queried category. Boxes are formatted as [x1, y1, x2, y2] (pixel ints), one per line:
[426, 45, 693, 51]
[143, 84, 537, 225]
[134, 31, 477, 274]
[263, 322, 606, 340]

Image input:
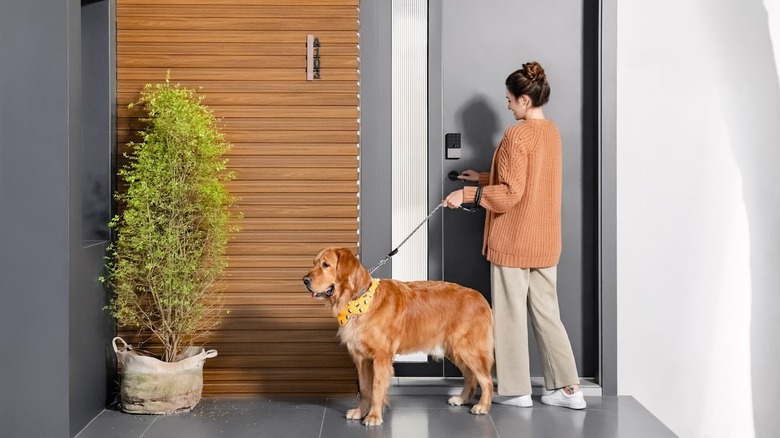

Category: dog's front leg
[347, 358, 373, 420]
[363, 355, 392, 427]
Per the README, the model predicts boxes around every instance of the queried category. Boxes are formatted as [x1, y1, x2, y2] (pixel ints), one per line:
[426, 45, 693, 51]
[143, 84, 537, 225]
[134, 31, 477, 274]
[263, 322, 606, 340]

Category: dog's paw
[346, 408, 363, 420]
[470, 404, 490, 415]
[362, 413, 384, 427]
[448, 396, 466, 406]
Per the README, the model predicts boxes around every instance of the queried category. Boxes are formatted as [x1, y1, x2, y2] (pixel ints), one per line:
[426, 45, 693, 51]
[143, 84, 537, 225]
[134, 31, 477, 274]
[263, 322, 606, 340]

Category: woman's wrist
[462, 186, 478, 203]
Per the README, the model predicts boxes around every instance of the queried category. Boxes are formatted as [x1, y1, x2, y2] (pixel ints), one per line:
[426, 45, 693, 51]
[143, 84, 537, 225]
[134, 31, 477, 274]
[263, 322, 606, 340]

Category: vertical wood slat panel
[115, 0, 359, 396]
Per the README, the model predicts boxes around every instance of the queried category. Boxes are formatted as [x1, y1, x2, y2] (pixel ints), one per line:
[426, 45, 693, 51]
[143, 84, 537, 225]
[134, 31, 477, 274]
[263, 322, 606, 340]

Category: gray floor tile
[323, 396, 498, 438]
[195, 397, 329, 412]
[605, 396, 678, 438]
[141, 404, 326, 438]
[328, 395, 462, 411]
[490, 400, 591, 438]
[490, 396, 677, 438]
[75, 395, 677, 438]
[74, 409, 157, 438]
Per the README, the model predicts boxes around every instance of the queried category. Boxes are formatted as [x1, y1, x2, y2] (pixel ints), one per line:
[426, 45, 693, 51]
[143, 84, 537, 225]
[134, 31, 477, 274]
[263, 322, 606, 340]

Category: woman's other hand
[442, 189, 464, 209]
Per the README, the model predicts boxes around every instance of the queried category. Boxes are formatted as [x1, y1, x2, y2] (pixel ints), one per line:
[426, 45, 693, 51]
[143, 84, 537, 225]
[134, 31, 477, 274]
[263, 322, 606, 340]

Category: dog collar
[337, 279, 380, 327]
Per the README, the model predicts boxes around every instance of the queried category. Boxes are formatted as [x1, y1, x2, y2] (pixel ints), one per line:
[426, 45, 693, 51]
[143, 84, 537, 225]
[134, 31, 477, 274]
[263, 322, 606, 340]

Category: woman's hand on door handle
[457, 169, 480, 182]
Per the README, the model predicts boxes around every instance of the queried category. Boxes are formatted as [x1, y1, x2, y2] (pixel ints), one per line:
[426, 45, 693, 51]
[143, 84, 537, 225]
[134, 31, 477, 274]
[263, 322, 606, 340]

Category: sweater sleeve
[477, 126, 530, 213]
[463, 185, 478, 203]
[461, 172, 490, 203]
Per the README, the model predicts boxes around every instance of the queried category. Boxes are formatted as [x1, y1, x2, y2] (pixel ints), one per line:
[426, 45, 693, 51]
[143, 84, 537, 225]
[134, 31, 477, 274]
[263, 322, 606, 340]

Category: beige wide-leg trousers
[491, 263, 580, 396]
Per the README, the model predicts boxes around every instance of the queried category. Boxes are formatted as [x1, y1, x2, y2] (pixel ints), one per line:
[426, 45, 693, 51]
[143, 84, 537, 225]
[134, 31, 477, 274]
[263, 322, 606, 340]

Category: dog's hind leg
[469, 353, 494, 415]
[447, 358, 476, 406]
[453, 349, 493, 415]
[347, 357, 374, 420]
[363, 355, 393, 427]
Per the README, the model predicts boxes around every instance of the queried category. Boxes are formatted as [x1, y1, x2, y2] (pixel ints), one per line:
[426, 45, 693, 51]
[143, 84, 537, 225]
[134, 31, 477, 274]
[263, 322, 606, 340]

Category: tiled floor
[75, 395, 676, 438]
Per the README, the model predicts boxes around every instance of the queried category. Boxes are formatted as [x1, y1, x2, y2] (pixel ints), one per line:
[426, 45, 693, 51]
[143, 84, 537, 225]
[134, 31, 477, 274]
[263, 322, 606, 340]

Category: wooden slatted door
[116, 0, 360, 396]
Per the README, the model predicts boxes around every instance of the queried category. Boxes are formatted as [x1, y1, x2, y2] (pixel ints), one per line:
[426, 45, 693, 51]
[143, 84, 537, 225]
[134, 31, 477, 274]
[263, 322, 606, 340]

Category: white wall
[617, 1, 780, 437]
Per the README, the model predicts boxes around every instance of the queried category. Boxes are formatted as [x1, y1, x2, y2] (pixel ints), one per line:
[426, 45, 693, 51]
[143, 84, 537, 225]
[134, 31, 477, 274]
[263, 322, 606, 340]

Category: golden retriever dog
[302, 247, 494, 426]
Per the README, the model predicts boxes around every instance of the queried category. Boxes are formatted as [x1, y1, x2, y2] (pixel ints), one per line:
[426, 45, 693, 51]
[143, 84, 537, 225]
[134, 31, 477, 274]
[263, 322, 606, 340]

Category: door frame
[358, 0, 617, 395]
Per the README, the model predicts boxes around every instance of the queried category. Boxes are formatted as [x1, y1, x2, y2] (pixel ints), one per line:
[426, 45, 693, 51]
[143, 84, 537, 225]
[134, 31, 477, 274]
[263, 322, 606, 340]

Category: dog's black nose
[303, 276, 311, 286]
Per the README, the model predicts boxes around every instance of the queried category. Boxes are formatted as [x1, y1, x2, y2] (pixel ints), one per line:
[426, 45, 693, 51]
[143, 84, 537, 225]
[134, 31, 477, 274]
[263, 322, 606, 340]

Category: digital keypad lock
[445, 133, 461, 159]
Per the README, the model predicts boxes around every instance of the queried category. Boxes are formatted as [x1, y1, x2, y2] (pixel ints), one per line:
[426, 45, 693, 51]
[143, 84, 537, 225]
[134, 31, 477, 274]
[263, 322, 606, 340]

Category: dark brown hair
[505, 61, 550, 107]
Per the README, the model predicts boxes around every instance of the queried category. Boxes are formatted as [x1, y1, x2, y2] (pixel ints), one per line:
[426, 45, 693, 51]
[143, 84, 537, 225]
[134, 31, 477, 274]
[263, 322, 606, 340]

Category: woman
[443, 61, 585, 409]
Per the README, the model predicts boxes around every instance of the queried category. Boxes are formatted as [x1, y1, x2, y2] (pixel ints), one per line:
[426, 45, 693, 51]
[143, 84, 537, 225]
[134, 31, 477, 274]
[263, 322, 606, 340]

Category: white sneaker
[492, 395, 533, 407]
[541, 388, 586, 409]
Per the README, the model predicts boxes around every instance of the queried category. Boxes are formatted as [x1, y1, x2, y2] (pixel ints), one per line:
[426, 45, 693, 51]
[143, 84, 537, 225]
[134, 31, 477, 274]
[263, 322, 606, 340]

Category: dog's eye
[322, 262, 330, 268]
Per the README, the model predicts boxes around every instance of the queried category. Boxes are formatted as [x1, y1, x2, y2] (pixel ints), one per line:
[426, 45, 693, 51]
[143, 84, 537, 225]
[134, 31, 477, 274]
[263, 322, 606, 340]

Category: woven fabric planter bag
[113, 337, 218, 414]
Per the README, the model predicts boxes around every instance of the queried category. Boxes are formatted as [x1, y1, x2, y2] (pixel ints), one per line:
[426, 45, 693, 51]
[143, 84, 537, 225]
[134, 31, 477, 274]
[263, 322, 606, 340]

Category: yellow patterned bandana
[337, 279, 380, 326]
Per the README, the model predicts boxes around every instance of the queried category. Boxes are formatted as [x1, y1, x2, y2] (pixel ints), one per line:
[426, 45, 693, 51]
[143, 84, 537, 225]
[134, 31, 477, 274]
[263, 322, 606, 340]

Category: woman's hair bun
[506, 61, 550, 106]
[523, 62, 546, 83]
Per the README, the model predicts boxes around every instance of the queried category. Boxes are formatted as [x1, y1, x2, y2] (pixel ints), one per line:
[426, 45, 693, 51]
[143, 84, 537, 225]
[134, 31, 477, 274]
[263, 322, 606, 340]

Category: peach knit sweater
[462, 119, 562, 268]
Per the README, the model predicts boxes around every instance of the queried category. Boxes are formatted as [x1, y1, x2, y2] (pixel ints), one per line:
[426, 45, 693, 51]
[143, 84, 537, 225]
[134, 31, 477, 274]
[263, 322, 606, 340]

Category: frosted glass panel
[391, 0, 428, 282]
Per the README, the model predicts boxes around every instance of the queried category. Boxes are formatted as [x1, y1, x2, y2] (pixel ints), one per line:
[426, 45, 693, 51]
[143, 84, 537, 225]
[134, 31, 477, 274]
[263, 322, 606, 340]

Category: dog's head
[302, 247, 371, 302]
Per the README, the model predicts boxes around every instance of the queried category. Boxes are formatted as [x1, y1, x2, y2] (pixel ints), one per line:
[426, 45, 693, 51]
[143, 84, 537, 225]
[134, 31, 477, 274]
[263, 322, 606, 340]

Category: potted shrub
[102, 75, 238, 414]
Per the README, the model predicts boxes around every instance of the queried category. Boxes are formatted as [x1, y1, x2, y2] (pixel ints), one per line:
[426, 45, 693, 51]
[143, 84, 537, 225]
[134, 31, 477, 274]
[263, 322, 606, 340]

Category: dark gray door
[421, 0, 600, 381]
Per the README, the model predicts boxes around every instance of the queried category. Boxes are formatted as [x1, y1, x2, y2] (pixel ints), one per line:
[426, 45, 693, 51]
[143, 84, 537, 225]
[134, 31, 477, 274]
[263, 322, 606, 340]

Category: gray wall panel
[601, 0, 618, 396]
[71, 0, 114, 434]
[0, 1, 74, 436]
[70, 244, 113, 436]
[359, 0, 394, 277]
[0, 1, 113, 436]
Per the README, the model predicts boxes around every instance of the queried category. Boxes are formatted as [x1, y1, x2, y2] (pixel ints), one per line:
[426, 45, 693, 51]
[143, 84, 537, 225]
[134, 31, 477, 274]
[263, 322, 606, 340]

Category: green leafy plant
[102, 75, 238, 362]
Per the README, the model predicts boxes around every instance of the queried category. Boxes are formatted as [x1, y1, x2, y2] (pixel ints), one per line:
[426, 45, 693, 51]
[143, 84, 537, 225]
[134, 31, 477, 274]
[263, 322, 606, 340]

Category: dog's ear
[335, 247, 371, 295]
